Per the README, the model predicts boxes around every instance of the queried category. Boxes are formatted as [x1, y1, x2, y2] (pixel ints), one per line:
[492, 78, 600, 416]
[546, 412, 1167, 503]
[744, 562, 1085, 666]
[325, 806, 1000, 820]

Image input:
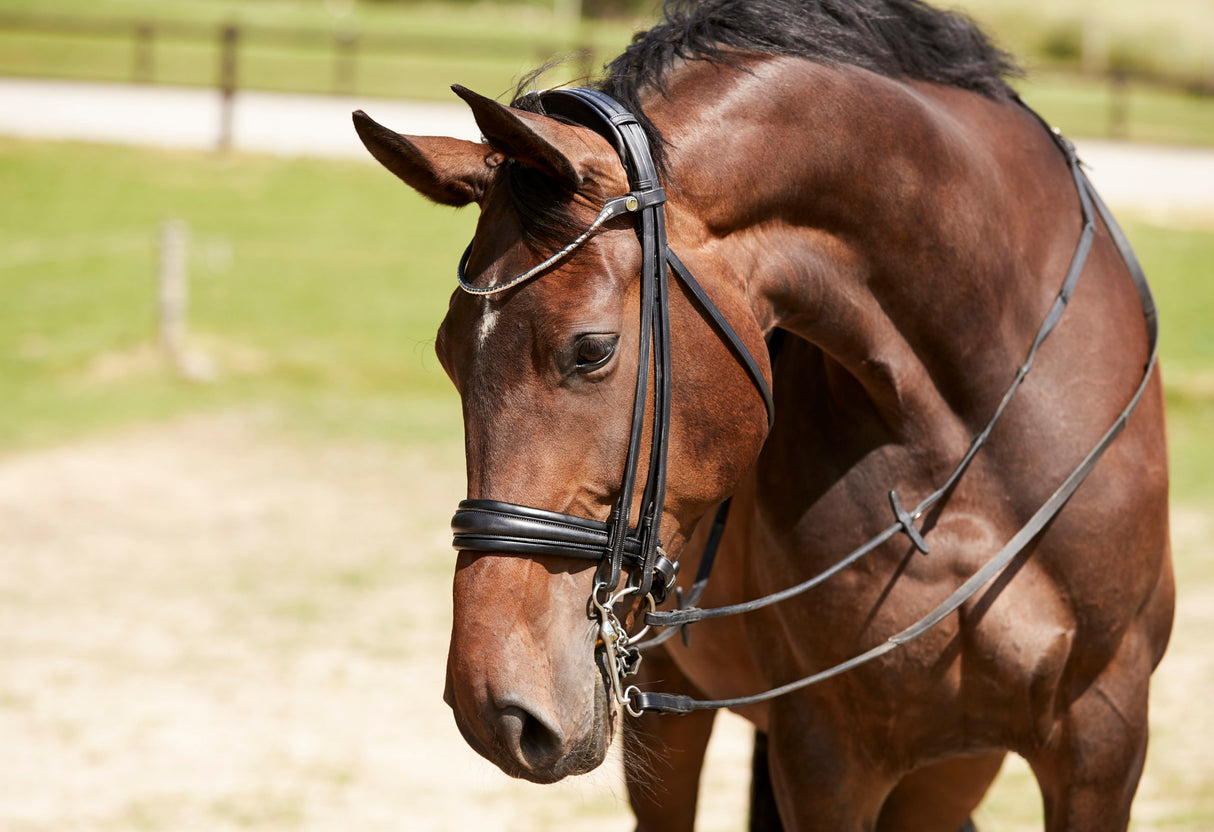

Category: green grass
[0, 0, 629, 37]
[0, 137, 473, 448]
[1126, 220, 1214, 502]
[2, 137, 1211, 503]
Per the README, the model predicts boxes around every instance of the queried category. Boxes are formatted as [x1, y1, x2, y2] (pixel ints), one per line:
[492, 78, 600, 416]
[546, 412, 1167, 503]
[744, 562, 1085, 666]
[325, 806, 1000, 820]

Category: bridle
[449, 87, 775, 713]
[449, 88, 1159, 717]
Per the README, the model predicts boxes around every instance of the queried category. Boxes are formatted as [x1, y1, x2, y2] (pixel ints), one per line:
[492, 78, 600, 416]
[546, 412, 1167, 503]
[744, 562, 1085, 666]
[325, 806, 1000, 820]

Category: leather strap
[632, 113, 1159, 714]
[452, 499, 677, 588]
[448, 88, 775, 604]
[553, 88, 673, 600]
[669, 253, 776, 427]
[639, 497, 733, 650]
[643, 114, 1102, 631]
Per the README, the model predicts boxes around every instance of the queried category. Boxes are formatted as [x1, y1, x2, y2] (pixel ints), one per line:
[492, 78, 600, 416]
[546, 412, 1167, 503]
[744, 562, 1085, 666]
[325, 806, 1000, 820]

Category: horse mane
[508, 0, 1019, 247]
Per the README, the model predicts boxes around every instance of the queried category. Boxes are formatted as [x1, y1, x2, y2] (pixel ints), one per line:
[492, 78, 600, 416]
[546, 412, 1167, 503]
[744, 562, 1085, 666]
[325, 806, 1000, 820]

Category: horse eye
[574, 335, 618, 372]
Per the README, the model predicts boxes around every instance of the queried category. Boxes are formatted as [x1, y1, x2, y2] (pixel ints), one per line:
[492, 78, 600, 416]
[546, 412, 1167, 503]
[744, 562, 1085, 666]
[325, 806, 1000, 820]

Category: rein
[449, 89, 1159, 717]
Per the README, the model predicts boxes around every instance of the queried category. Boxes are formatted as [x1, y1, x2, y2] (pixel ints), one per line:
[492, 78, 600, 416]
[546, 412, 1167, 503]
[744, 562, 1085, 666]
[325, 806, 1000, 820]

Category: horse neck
[658, 58, 1070, 451]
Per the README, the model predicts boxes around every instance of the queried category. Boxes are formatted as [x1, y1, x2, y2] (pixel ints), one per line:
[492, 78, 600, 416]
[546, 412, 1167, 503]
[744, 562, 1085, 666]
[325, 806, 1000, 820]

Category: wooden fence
[0, 12, 598, 96]
[0, 11, 1208, 144]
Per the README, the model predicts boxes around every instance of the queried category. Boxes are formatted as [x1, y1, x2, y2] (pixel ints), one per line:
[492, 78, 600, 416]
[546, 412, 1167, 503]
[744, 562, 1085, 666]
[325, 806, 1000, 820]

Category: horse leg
[763, 702, 891, 831]
[762, 707, 998, 831]
[749, 731, 784, 831]
[875, 752, 1005, 832]
[1023, 628, 1158, 831]
[623, 648, 717, 832]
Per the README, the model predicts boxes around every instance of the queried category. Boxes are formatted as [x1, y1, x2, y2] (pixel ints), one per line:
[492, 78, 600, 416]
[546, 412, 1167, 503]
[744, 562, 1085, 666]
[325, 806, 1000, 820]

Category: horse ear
[450, 85, 582, 192]
[352, 109, 492, 207]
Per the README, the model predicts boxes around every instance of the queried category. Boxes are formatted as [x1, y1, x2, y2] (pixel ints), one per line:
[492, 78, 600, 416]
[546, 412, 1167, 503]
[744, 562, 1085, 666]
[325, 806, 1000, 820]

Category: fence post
[554, 0, 582, 26]
[333, 27, 358, 95]
[157, 220, 215, 381]
[1080, 17, 1107, 76]
[1109, 69, 1129, 140]
[158, 220, 189, 366]
[217, 23, 239, 152]
[133, 23, 155, 83]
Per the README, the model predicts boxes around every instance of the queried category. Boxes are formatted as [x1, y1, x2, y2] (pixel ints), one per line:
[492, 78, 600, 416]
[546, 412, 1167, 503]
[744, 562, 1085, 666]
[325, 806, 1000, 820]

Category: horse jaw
[442, 551, 616, 784]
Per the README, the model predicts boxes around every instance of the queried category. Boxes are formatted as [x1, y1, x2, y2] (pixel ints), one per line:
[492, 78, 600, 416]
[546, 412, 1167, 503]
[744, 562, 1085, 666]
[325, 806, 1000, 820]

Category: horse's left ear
[352, 110, 493, 207]
[451, 85, 584, 192]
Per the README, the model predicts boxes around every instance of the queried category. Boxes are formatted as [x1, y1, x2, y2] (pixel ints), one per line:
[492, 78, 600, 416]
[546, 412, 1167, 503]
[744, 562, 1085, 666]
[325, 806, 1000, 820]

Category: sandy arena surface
[0, 412, 754, 832]
[0, 411, 1208, 830]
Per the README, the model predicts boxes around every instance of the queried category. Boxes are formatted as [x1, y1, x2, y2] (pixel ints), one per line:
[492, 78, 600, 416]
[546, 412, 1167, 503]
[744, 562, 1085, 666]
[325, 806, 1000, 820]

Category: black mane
[601, 0, 1016, 107]
[509, 0, 1018, 246]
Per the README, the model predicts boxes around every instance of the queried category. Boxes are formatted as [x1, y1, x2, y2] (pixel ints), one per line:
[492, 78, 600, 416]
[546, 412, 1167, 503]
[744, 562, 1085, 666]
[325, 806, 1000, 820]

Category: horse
[352, 1, 1173, 829]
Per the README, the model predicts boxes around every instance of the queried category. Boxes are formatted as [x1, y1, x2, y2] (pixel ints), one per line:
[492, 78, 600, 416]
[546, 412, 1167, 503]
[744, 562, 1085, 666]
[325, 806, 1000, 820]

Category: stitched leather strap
[452, 499, 677, 588]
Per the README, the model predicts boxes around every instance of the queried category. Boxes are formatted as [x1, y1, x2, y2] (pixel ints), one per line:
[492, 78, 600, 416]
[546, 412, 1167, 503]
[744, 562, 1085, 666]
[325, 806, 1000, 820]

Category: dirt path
[0, 411, 1207, 830]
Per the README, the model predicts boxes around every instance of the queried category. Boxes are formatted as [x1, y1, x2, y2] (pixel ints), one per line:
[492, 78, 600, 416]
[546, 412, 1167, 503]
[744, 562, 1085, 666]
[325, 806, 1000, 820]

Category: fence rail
[1, 11, 1209, 146]
[0, 12, 598, 98]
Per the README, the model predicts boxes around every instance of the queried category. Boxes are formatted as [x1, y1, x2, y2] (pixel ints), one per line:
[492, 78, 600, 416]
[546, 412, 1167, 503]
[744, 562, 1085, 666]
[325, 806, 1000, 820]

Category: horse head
[354, 87, 770, 783]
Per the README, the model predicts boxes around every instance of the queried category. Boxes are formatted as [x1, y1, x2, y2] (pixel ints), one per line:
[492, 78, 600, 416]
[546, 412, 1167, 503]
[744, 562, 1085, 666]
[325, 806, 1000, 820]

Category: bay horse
[353, 0, 1173, 829]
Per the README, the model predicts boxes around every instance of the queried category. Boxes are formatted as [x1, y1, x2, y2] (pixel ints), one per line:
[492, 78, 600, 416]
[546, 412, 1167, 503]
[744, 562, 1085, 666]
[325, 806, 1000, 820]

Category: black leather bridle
[448, 88, 1159, 717]
[450, 87, 775, 713]
[449, 87, 777, 600]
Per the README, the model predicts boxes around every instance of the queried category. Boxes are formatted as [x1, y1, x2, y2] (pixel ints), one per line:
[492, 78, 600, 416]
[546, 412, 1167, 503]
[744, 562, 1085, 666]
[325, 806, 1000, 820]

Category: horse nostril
[499, 704, 566, 768]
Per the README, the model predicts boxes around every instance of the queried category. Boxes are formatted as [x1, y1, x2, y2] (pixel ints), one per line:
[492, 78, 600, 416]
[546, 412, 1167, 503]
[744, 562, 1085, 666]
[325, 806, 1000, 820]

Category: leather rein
[449, 88, 1159, 717]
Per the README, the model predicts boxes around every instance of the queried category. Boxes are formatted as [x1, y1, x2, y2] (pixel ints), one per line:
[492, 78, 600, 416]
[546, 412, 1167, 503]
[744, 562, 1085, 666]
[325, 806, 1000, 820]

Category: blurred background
[0, 0, 1210, 830]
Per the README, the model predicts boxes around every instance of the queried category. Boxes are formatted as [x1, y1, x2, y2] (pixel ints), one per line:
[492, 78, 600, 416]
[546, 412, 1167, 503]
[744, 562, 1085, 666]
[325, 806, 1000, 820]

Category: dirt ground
[0, 411, 754, 832]
[0, 411, 1208, 831]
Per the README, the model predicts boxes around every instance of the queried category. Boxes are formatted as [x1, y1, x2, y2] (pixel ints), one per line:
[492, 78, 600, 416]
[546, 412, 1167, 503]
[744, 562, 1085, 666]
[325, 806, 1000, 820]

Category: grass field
[0, 138, 472, 449]
[1, 137, 1211, 829]
[1019, 74, 1214, 148]
[2, 136, 1212, 492]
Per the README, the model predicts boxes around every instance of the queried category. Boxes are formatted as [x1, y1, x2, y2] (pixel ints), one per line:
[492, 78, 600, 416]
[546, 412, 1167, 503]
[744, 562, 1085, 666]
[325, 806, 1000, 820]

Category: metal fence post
[217, 23, 239, 152]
